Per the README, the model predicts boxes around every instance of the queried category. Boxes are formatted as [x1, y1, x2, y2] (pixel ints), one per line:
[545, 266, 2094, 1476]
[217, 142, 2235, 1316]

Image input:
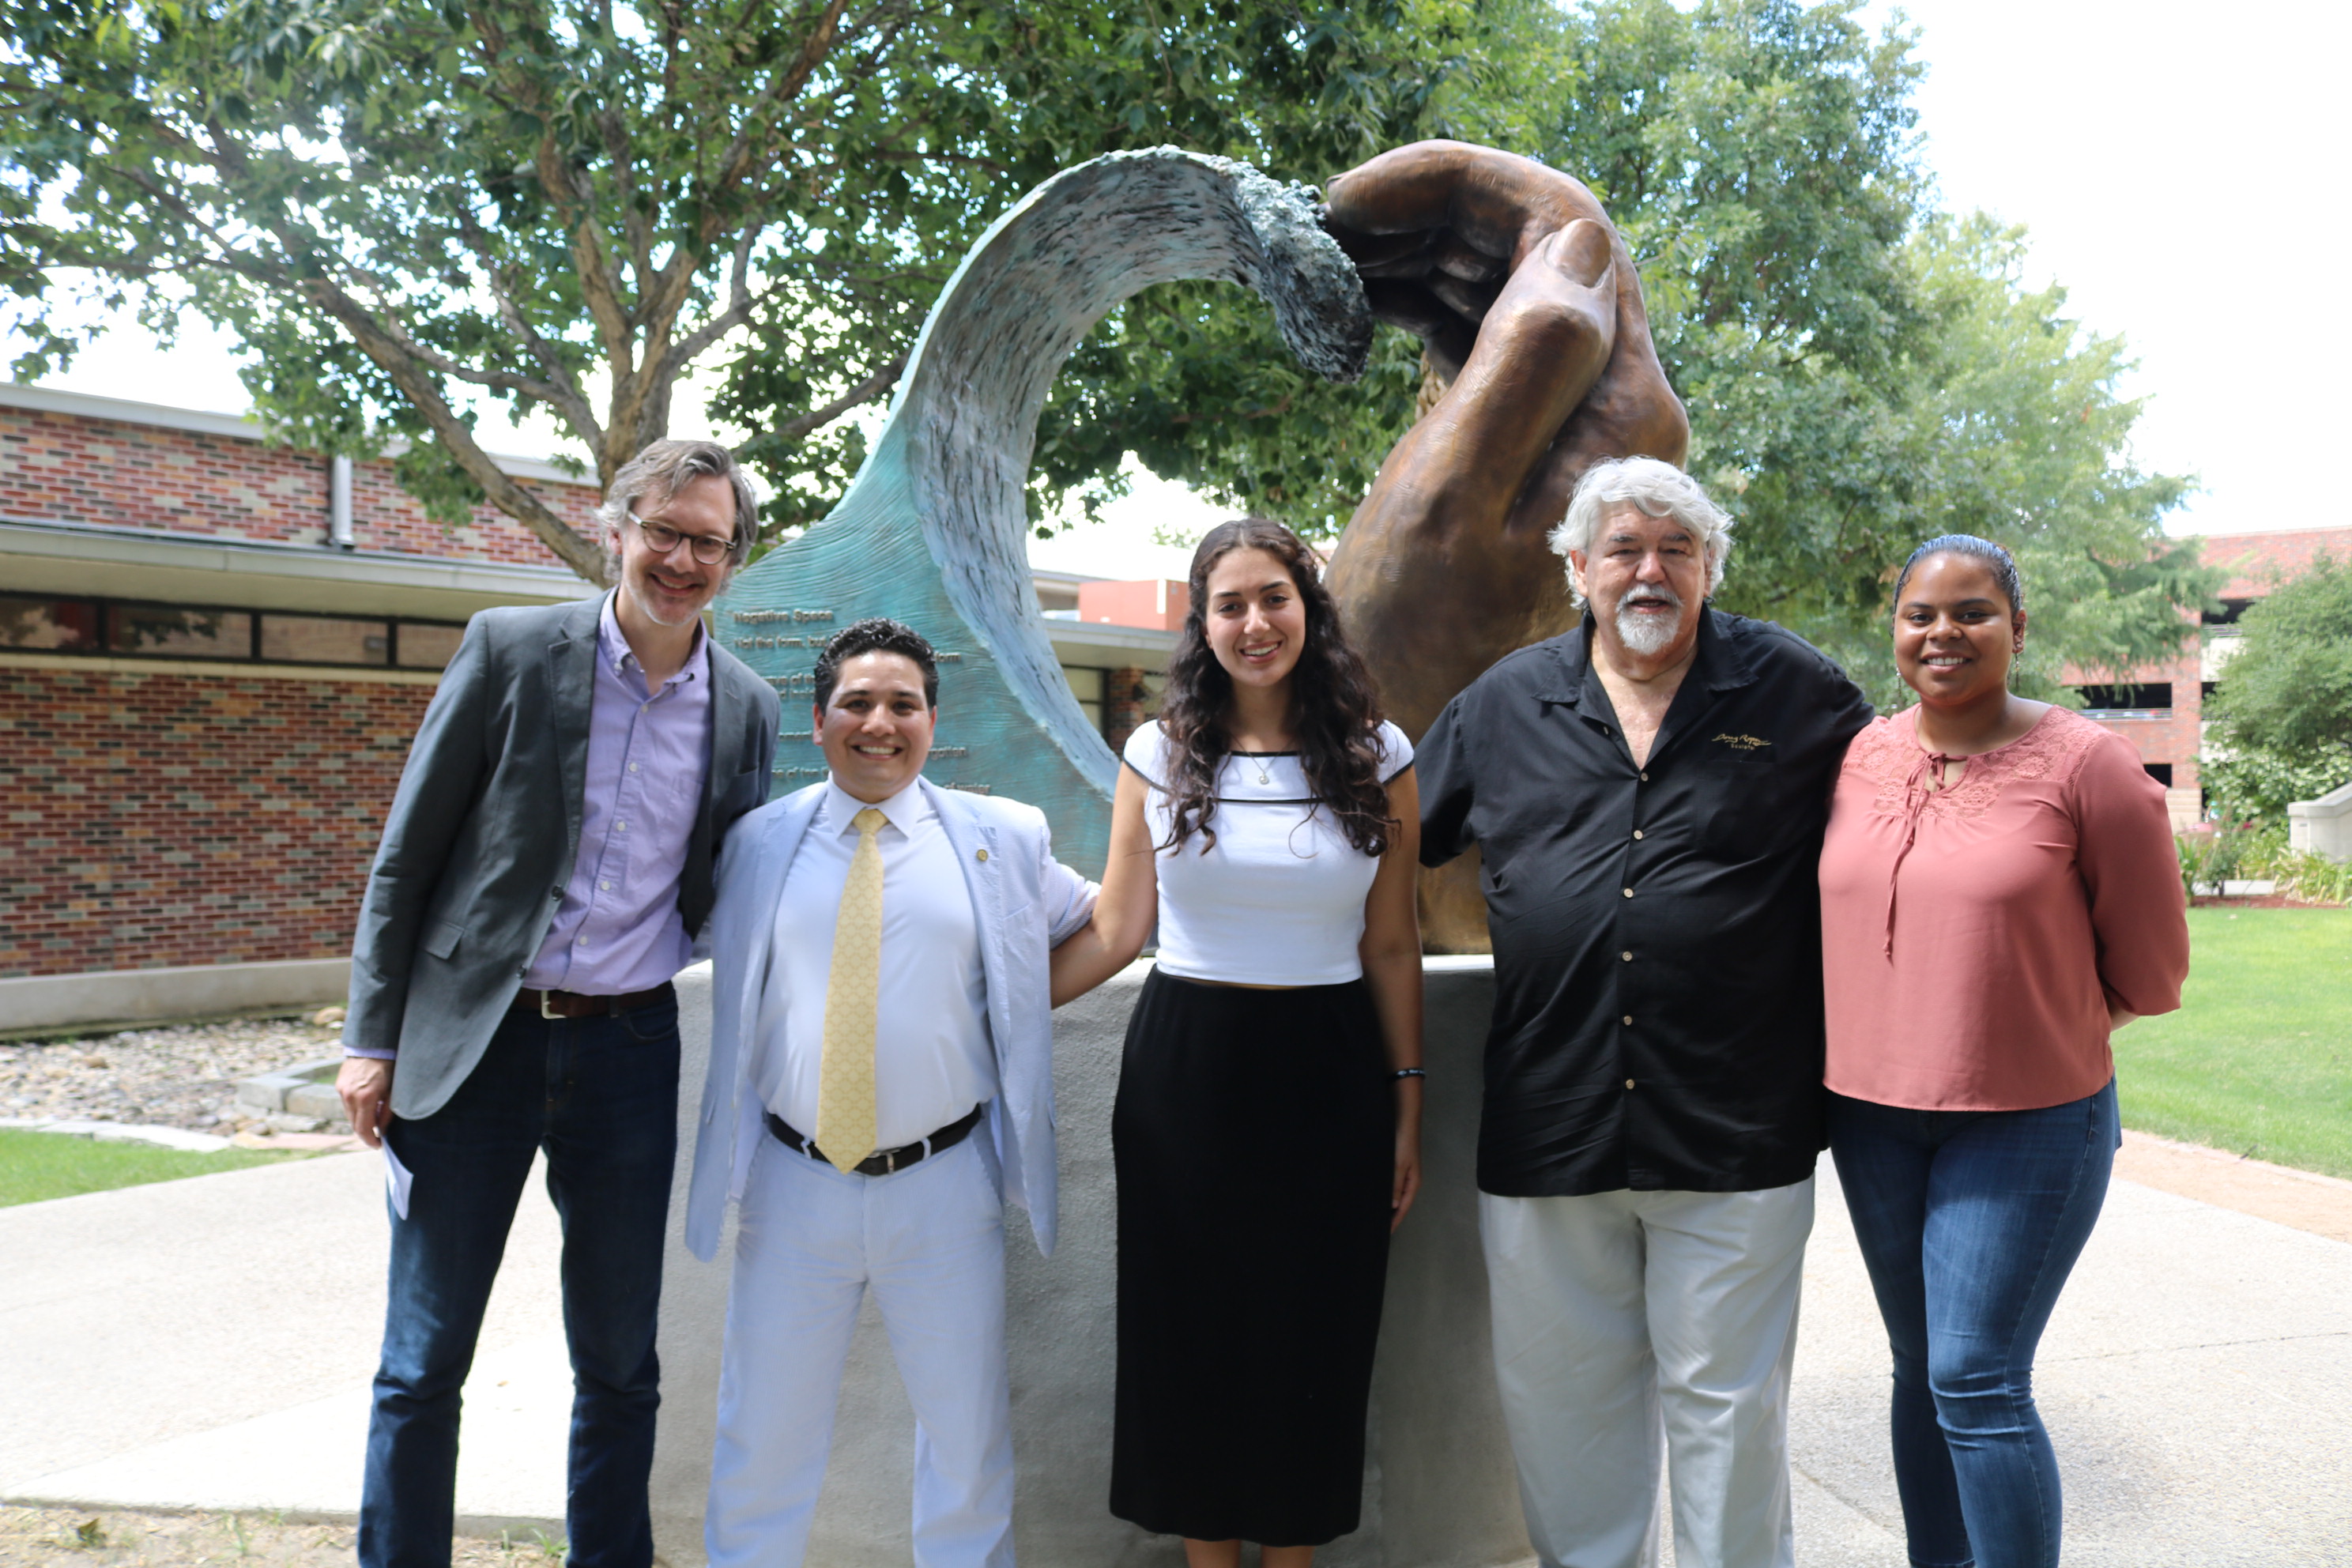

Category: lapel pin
[975, 848, 989, 862]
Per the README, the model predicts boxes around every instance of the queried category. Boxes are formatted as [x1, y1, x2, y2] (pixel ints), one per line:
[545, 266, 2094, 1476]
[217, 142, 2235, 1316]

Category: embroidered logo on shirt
[1712, 733, 1773, 752]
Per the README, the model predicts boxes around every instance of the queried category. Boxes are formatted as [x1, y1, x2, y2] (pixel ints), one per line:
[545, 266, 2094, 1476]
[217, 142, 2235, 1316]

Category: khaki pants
[1480, 1178, 1815, 1568]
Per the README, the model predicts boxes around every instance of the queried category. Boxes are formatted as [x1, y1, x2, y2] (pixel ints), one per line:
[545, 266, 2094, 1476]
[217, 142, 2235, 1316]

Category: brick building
[1, 386, 1173, 1034]
[2067, 524, 2352, 827]
[1, 384, 605, 1031]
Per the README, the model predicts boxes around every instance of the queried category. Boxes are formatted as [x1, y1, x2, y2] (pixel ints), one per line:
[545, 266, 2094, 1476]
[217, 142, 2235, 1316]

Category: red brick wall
[0, 404, 598, 564]
[1105, 665, 1152, 754]
[2207, 530, 2352, 599]
[2061, 526, 2352, 791]
[2064, 646, 2202, 789]
[0, 666, 431, 978]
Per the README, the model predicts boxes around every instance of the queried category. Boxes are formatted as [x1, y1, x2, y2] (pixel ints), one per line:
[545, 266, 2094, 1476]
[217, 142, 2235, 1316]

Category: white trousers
[705, 1132, 1015, 1568]
[1480, 1178, 1815, 1568]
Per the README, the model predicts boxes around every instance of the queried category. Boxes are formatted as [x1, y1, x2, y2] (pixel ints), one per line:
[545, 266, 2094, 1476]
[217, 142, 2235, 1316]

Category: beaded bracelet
[1391, 1067, 1427, 1081]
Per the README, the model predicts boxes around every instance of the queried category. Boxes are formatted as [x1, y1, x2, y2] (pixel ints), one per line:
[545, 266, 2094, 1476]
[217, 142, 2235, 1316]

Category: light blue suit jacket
[684, 776, 1097, 1261]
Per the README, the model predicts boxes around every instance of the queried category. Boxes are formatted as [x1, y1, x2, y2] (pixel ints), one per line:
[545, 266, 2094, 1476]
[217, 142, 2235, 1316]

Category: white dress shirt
[752, 777, 997, 1152]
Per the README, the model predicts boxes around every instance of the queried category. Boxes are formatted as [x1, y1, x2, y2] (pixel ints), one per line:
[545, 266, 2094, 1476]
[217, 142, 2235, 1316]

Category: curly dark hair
[814, 617, 938, 710]
[1156, 517, 1396, 856]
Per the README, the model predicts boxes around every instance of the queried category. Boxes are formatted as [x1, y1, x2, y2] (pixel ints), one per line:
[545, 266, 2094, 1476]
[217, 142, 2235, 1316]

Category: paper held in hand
[383, 1140, 413, 1220]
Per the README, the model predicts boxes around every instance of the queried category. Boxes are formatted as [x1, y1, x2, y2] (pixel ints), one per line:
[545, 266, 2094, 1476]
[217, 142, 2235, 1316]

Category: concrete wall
[2289, 779, 2352, 862]
[651, 957, 1531, 1568]
[0, 956, 349, 1035]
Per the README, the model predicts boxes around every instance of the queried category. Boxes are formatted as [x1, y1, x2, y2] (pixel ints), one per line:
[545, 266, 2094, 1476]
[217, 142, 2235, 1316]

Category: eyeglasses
[629, 512, 738, 566]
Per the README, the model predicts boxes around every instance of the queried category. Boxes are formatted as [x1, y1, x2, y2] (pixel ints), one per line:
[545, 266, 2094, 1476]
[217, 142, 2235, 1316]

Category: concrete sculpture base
[650, 958, 1531, 1568]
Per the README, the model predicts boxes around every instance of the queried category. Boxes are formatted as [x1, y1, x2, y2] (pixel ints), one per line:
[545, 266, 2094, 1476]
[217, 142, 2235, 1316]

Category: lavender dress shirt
[511, 591, 717, 996]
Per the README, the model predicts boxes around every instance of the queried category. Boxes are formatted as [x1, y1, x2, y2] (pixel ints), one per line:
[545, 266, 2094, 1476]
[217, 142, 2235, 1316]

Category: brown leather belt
[764, 1102, 986, 1177]
[513, 982, 675, 1020]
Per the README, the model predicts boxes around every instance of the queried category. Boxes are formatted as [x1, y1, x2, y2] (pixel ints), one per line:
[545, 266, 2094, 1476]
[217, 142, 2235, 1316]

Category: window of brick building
[394, 622, 466, 669]
[260, 613, 391, 665]
[2075, 682, 2173, 713]
[0, 594, 102, 650]
[107, 602, 254, 658]
[2144, 763, 2173, 786]
[1061, 665, 1106, 736]
[2, 594, 467, 669]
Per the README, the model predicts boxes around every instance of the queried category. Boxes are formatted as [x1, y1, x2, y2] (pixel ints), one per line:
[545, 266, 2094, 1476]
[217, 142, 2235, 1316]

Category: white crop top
[1124, 719, 1415, 986]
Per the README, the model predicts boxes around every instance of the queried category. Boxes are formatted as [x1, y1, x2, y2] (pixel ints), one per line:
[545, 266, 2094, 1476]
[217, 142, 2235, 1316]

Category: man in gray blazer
[337, 439, 780, 1568]
[685, 616, 1095, 1568]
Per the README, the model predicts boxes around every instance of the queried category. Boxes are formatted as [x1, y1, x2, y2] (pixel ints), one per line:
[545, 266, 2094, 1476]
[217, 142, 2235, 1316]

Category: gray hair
[1548, 457, 1735, 607]
[596, 439, 758, 564]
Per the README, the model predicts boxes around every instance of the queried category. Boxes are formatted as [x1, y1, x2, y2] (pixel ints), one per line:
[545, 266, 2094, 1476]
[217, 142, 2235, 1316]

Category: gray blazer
[684, 778, 1097, 1261]
[345, 594, 780, 1120]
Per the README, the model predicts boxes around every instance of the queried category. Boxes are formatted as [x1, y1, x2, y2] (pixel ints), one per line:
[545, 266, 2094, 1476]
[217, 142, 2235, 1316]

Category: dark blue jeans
[360, 997, 681, 1568]
[1828, 1080, 2117, 1568]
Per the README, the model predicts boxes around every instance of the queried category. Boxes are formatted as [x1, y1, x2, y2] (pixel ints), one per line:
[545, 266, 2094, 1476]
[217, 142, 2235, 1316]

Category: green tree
[2203, 554, 2352, 820]
[0, 0, 1479, 579]
[1069, 0, 2209, 702]
[1495, 0, 2207, 704]
[1774, 213, 2213, 705]
[1028, 0, 1543, 533]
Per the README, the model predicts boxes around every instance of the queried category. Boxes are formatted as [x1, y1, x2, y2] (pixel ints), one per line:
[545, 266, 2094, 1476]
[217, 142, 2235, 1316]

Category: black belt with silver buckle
[763, 1103, 985, 1176]
[514, 982, 675, 1020]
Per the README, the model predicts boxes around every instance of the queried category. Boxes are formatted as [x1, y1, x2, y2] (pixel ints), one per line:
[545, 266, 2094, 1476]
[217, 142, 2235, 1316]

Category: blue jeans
[1828, 1080, 2118, 1568]
[360, 997, 681, 1568]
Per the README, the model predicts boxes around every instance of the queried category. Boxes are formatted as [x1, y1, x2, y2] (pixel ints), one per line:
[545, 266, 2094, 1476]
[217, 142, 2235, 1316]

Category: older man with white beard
[1415, 458, 1873, 1568]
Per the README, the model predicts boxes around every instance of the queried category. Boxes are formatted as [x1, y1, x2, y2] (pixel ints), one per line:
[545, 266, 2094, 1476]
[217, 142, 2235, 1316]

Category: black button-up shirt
[1419, 609, 1874, 1197]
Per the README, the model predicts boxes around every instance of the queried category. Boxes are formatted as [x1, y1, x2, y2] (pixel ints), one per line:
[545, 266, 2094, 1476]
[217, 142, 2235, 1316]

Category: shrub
[2203, 745, 2352, 826]
[2176, 821, 2352, 903]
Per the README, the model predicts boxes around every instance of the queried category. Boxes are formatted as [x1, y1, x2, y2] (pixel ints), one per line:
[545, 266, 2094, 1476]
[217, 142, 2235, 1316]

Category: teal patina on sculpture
[713, 147, 1373, 876]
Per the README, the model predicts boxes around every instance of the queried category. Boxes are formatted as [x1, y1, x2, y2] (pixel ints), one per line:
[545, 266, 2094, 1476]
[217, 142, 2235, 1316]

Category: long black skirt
[1109, 968, 1394, 1547]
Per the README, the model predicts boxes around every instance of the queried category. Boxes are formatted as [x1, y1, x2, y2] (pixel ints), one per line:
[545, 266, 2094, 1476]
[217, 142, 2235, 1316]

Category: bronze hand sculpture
[1321, 141, 1690, 948]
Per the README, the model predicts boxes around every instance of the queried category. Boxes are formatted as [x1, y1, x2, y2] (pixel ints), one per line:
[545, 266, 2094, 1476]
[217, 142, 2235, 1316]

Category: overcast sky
[13, 0, 2339, 576]
[1856, 0, 2346, 539]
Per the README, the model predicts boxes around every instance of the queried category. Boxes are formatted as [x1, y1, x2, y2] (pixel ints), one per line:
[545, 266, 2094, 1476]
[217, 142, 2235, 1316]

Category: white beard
[1612, 592, 1685, 657]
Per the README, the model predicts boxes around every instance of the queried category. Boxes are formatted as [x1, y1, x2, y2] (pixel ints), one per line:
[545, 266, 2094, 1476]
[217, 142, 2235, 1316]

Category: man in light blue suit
[684, 616, 1097, 1568]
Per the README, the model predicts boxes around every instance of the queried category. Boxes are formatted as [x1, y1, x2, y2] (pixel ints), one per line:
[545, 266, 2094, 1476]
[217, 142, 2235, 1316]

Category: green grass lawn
[2115, 908, 2352, 1179]
[0, 1128, 308, 1208]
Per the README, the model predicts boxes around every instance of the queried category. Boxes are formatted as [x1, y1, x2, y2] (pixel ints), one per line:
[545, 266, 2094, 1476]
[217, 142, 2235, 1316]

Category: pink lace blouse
[1819, 704, 2188, 1110]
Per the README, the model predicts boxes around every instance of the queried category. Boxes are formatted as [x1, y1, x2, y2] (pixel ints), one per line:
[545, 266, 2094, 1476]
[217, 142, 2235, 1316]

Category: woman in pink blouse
[1819, 535, 2188, 1568]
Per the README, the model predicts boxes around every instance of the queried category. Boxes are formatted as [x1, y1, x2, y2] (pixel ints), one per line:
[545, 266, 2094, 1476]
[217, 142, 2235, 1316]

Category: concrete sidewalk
[1784, 1158, 2352, 1566]
[3, 1141, 2346, 1563]
[0, 1147, 571, 1535]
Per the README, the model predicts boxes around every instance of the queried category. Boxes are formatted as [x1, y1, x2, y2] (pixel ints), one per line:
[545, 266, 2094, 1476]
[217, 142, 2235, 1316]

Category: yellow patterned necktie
[815, 806, 887, 1173]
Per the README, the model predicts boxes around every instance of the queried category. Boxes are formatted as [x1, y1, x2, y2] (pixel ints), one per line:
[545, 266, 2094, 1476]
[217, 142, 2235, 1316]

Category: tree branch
[662, 223, 765, 373]
[703, 0, 854, 221]
[140, 120, 607, 582]
[365, 309, 574, 408]
[455, 209, 608, 452]
[300, 272, 610, 582]
[765, 355, 906, 443]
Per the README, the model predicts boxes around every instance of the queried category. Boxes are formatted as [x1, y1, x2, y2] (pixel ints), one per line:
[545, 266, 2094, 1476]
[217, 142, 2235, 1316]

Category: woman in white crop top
[1049, 517, 1423, 1568]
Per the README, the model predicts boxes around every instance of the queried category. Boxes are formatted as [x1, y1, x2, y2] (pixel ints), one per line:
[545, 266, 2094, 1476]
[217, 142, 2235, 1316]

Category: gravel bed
[0, 1013, 349, 1136]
